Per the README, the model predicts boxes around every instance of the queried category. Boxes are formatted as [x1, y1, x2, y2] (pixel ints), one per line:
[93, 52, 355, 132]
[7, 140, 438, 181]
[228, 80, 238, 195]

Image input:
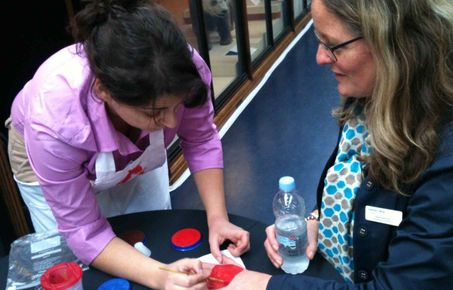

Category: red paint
[207, 264, 244, 289]
[119, 165, 144, 184]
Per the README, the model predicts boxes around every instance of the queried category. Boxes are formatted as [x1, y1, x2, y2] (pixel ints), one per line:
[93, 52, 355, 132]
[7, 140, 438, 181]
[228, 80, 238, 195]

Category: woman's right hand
[263, 225, 282, 268]
[163, 258, 210, 290]
[264, 217, 320, 268]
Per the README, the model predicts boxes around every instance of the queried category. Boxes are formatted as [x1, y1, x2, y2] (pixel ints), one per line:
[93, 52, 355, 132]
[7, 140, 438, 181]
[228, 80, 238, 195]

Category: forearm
[92, 237, 166, 289]
[226, 270, 271, 290]
[193, 168, 228, 223]
[194, 168, 250, 260]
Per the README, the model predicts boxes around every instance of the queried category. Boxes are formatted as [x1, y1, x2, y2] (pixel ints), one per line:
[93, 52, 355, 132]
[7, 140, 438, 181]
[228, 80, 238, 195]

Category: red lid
[171, 228, 201, 251]
[40, 262, 83, 290]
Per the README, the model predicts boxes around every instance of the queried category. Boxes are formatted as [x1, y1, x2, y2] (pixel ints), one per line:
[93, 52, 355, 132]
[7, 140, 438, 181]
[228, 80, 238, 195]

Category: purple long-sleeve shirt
[10, 44, 223, 264]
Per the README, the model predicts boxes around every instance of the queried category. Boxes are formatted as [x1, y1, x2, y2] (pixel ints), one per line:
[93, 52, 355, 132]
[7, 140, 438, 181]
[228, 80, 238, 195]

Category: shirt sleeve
[267, 274, 342, 290]
[25, 125, 115, 265]
[177, 48, 223, 173]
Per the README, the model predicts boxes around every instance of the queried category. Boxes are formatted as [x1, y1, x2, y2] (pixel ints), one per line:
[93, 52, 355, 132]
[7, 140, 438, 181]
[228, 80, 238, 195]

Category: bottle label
[276, 233, 305, 257]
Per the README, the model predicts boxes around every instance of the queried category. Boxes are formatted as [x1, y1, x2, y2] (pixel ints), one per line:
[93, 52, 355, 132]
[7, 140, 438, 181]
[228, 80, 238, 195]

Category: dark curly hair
[70, 0, 207, 108]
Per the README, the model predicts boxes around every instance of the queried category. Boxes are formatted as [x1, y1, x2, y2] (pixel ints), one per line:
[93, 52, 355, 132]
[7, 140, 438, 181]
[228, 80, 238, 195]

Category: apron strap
[95, 152, 116, 179]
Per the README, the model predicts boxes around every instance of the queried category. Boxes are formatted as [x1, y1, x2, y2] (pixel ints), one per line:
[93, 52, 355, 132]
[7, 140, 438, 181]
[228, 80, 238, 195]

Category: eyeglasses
[314, 31, 363, 62]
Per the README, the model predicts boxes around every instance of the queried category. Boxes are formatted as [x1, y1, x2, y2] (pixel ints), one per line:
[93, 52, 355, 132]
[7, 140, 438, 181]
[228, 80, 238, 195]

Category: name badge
[365, 206, 402, 226]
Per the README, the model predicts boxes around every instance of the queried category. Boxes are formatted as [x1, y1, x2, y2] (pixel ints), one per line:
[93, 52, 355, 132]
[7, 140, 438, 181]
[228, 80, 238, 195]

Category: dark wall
[2, 1, 78, 135]
[1, 0, 81, 254]
[0, 188, 14, 257]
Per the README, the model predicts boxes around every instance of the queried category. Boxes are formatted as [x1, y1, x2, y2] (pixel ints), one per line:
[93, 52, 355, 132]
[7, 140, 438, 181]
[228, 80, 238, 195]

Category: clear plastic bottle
[272, 176, 309, 274]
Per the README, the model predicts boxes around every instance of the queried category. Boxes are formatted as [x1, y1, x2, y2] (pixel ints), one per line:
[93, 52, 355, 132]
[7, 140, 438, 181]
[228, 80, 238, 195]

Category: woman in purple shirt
[6, 0, 249, 288]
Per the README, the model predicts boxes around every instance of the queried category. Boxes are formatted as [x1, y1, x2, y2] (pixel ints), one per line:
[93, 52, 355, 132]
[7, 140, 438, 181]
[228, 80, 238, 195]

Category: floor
[171, 24, 340, 225]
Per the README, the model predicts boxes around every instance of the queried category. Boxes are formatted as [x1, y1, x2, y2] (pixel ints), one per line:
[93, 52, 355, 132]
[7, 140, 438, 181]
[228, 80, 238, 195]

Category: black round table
[1, 209, 342, 289]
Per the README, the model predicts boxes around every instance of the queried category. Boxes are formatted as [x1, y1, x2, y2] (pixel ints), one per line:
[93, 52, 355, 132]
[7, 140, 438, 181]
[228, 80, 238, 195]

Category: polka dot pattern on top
[318, 112, 371, 282]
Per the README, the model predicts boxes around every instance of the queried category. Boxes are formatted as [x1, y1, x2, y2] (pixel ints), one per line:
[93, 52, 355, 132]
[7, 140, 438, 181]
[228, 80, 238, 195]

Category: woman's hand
[192, 169, 250, 263]
[263, 224, 282, 268]
[202, 256, 269, 290]
[208, 216, 250, 263]
[306, 214, 320, 260]
[163, 258, 210, 290]
[264, 213, 320, 268]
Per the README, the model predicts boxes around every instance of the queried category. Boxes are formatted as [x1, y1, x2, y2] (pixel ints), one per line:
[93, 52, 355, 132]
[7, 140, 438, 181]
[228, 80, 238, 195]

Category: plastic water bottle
[272, 176, 309, 274]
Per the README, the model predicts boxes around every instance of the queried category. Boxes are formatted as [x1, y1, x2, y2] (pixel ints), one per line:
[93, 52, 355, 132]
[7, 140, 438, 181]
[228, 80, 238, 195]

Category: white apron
[93, 129, 171, 217]
[15, 129, 170, 232]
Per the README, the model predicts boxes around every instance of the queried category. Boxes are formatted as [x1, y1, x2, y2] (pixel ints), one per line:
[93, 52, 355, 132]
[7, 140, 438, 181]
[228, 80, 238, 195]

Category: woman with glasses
[6, 0, 250, 288]
[215, 0, 453, 289]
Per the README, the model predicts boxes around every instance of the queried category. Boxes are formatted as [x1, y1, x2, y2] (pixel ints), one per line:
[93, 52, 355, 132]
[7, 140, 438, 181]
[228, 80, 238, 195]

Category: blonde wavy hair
[325, 0, 453, 194]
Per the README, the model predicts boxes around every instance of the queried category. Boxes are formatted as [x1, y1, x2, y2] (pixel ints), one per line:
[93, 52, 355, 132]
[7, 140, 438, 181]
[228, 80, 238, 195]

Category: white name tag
[365, 205, 402, 226]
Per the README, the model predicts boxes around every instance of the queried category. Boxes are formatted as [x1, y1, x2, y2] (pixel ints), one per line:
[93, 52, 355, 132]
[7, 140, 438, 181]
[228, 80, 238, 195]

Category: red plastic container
[40, 262, 83, 290]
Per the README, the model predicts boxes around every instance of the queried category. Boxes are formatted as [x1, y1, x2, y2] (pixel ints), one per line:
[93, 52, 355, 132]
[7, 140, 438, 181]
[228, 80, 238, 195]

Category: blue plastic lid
[279, 176, 296, 192]
[98, 278, 130, 290]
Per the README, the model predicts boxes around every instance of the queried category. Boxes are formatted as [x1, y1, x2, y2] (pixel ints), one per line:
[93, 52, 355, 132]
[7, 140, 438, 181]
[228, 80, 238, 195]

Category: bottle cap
[134, 241, 152, 256]
[98, 278, 130, 290]
[171, 228, 202, 251]
[40, 262, 83, 290]
[279, 176, 296, 192]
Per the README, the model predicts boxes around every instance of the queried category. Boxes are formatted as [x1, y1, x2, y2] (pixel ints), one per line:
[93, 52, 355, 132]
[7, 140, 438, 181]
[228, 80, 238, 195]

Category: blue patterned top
[318, 112, 372, 282]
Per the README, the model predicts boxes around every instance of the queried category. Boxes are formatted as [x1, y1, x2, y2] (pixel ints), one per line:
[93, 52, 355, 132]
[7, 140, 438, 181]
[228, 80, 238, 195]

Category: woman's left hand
[208, 217, 250, 263]
[163, 259, 209, 290]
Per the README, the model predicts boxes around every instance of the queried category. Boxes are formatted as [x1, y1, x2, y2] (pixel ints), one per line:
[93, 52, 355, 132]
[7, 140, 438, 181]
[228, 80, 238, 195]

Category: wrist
[305, 211, 320, 221]
[207, 213, 229, 228]
[149, 263, 168, 289]
[207, 208, 228, 222]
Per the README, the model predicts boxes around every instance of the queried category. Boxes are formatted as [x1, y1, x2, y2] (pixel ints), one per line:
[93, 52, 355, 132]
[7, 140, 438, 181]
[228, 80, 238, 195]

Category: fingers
[265, 225, 279, 253]
[201, 262, 216, 272]
[264, 225, 282, 268]
[166, 279, 206, 290]
[264, 238, 283, 268]
[306, 219, 319, 260]
[165, 259, 209, 290]
[226, 230, 250, 256]
[166, 272, 205, 289]
[177, 259, 203, 275]
[208, 221, 250, 262]
[209, 239, 223, 263]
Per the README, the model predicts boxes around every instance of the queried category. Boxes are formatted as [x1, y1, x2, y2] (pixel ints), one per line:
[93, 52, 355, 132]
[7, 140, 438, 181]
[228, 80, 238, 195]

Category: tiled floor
[171, 25, 340, 225]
